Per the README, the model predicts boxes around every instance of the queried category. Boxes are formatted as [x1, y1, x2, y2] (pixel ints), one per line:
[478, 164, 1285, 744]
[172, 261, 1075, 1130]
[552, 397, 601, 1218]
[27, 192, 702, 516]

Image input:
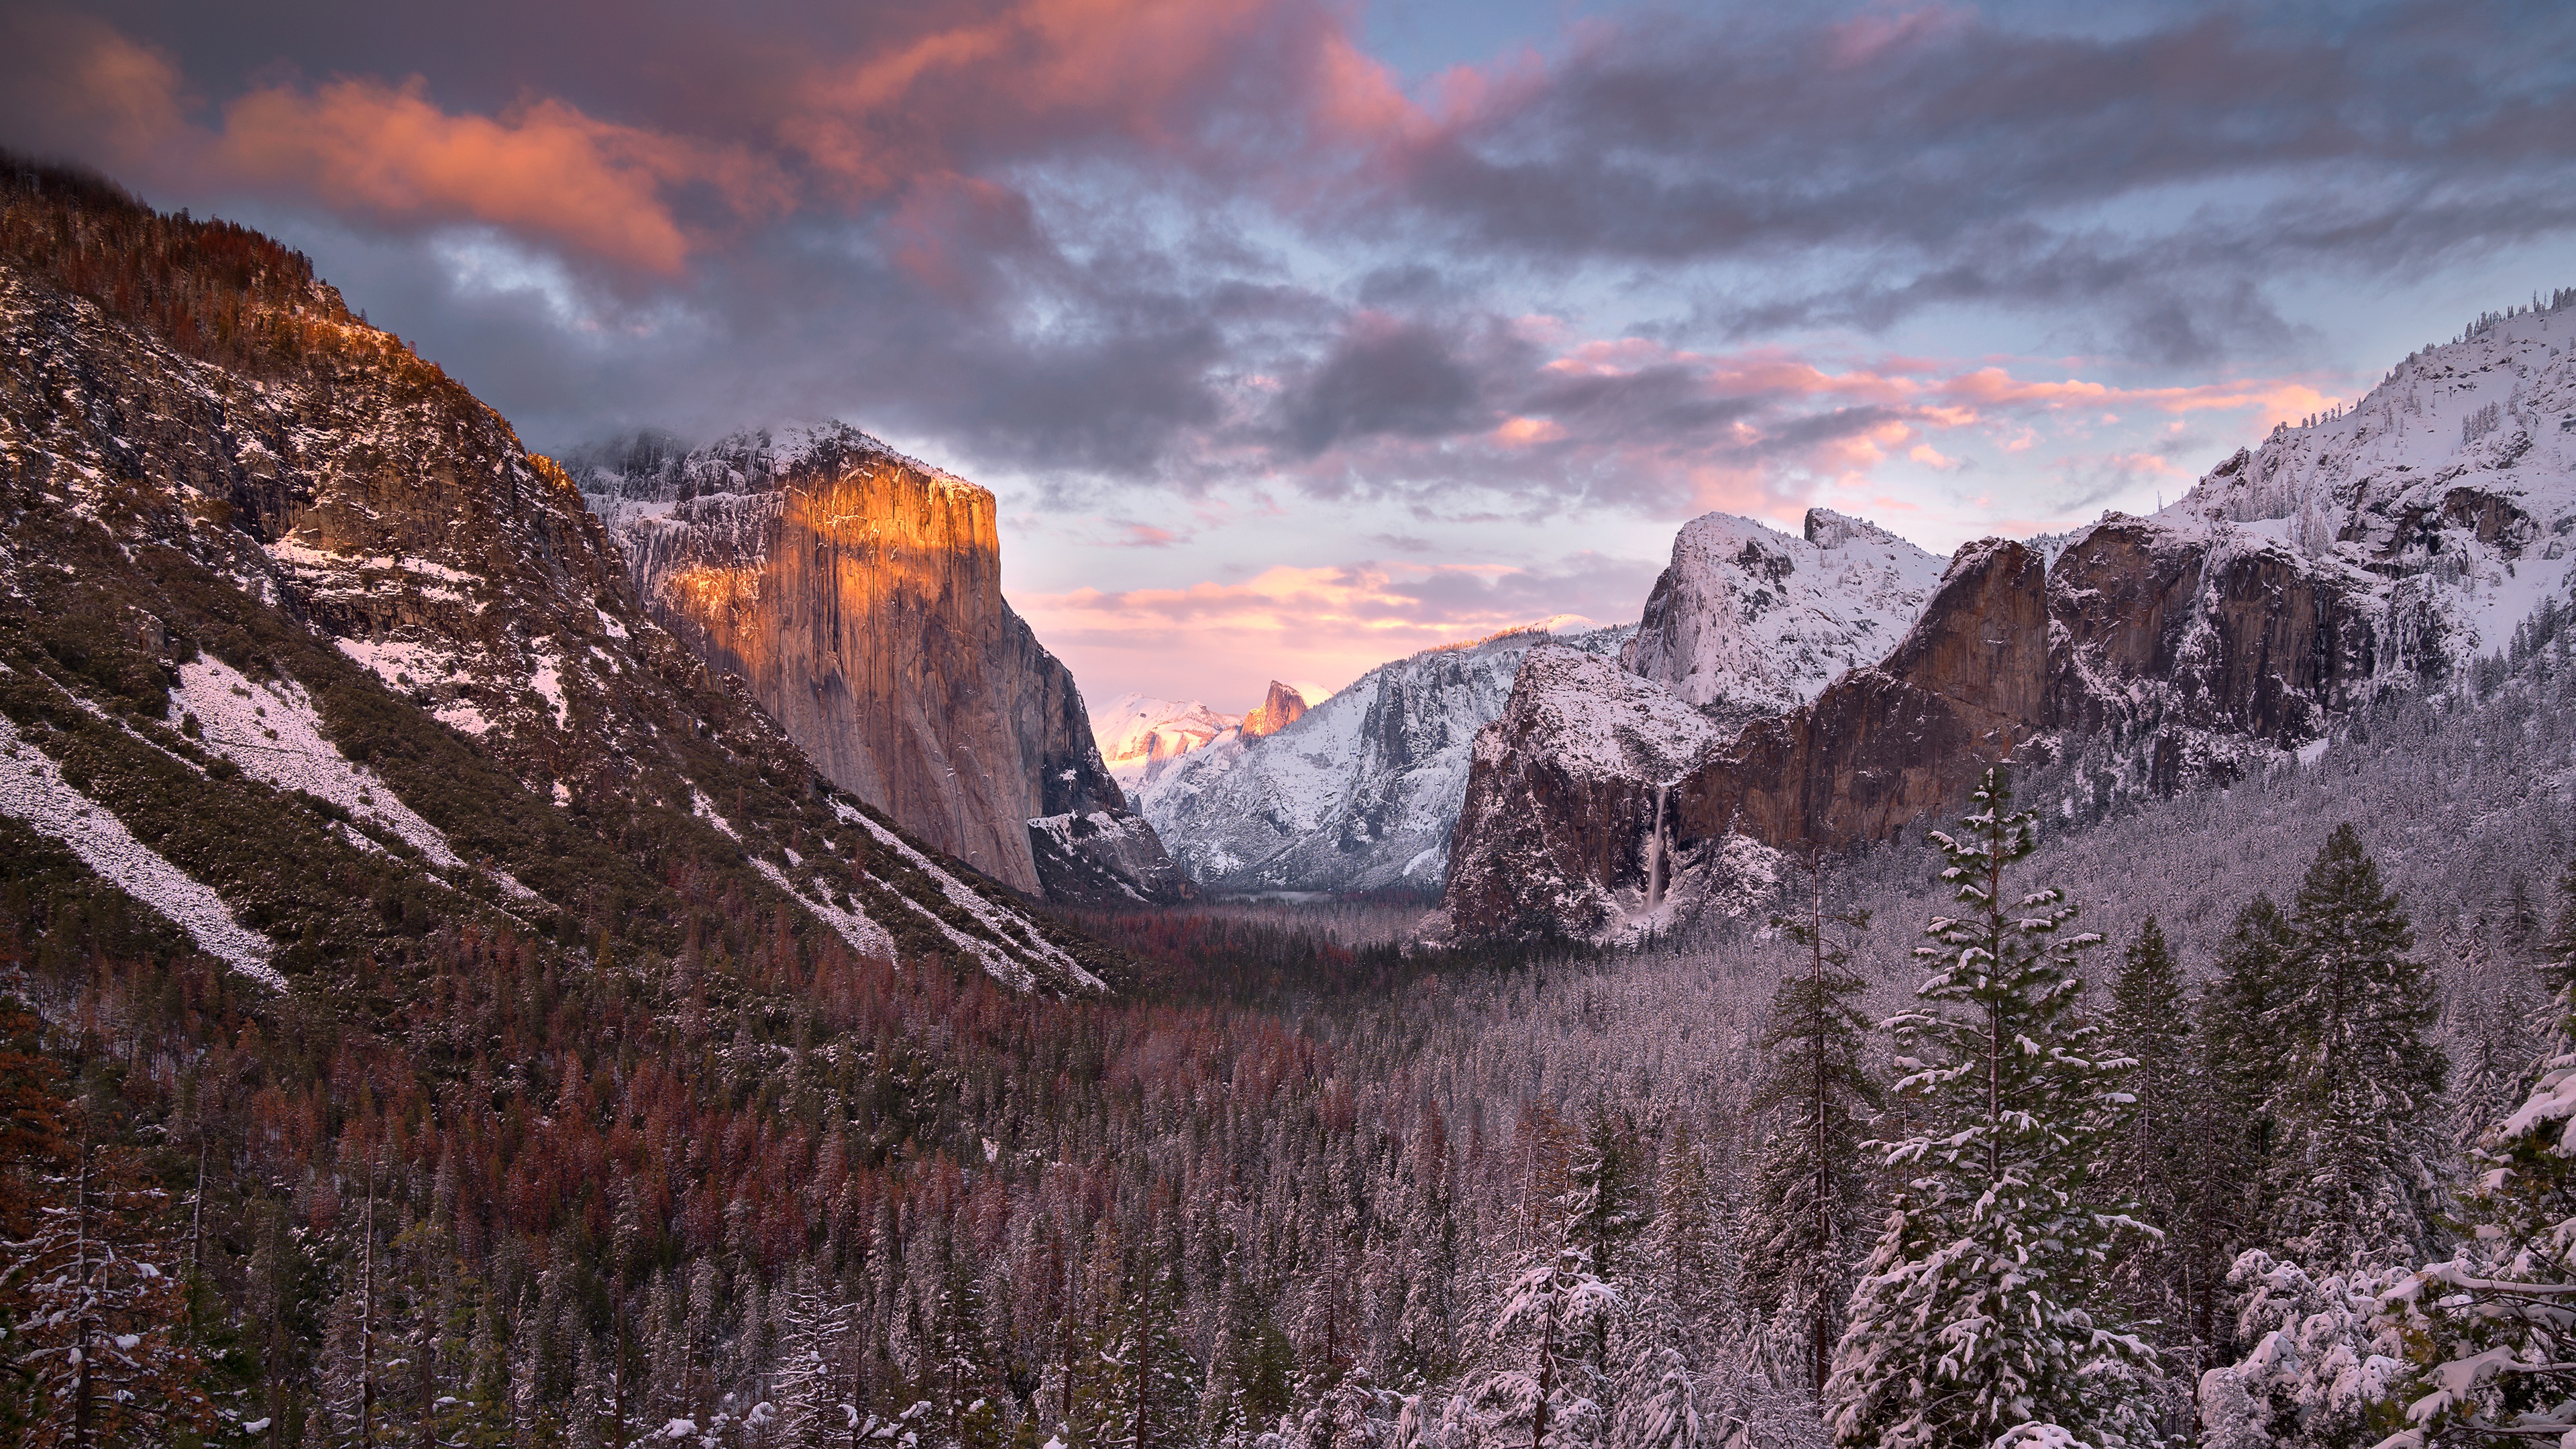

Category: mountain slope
[572, 428, 1187, 907]
[1440, 294, 2576, 941]
[1621, 506, 1946, 730]
[1093, 692, 1240, 792]
[1140, 625, 1627, 894]
[0, 162, 1120, 995]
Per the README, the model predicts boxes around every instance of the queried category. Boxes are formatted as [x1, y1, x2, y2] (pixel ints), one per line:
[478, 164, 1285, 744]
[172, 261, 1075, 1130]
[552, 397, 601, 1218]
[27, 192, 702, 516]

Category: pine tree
[1471, 1247, 1617, 1449]
[1744, 852, 1880, 1397]
[2194, 893, 2299, 1344]
[1824, 766, 2159, 1449]
[2379, 862, 2576, 1447]
[1092, 1242, 1197, 1449]
[2100, 920, 2198, 1328]
[2263, 824, 2447, 1270]
[1642, 1131, 1726, 1364]
[1560, 1106, 1644, 1285]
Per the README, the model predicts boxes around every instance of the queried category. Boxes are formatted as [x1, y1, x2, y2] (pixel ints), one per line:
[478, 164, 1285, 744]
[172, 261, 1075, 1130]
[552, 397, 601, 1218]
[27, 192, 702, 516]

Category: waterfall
[1646, 783, 1669, 910]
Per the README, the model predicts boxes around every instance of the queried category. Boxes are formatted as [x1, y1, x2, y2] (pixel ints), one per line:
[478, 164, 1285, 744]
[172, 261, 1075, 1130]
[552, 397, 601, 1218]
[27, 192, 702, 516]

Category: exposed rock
[0, 182, 1119, 994]
[1094, 694, 1240, 793]
[1239, 680, 1308, 739]
[574, 427, 1186, 906]
[1620, 508, 1945, 729]
[1142, 625, 1627, 894]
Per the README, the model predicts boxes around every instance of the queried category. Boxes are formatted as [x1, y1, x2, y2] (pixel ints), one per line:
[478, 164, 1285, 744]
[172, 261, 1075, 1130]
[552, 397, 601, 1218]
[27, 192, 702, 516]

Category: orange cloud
[219, 80, 783, 273]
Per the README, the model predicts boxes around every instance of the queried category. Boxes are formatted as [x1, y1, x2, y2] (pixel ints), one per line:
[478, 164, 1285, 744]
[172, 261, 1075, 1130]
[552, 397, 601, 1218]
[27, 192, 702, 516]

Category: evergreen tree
[1825, 767, 2159, 1449]
[1744, 853, 1880, 1397]
[2100, 920, 2198, 1327]
[2194, 894, 2299, 1343]
[2263, 824, 2447, 1270]
[1091, 1242, 1197, 1449]
[1642, 1131, 1727, 1364]
[2379, 863, 2576, 1448]
[1560, 1106, 1644, 1284]
[1471, 1247, 1617, 1449]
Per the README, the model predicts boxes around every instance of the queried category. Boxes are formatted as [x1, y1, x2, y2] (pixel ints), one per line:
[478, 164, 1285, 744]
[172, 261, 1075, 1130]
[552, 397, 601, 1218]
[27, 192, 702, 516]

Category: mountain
[568, 427, 1188, 907]
[1621, 507, 1947, 731]
[1138, 624, 1627, 894]
[1239, 680, 1309, 738]
[0, 160, 1122, 996]
[1093, 692, 1240, 792]
[1440, 294, 2576, 941]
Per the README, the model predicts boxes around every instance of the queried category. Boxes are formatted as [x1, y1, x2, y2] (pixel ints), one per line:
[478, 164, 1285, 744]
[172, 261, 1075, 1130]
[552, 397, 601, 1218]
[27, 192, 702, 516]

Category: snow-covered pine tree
[2194, 894, 2298, 1343]
[2263, 824, 2447, 1271]
[2377, 862, 2576, 1446]
[1643, 1129, 1728, 1365]
[1562, 1106, 1644, 1285]
[1093, 1241, 1198, 1449]
[1744, 851, 1881, 1398]
[1823, 765, 2159, 1449]
[2100, 922, 2198, 1322]
[1472, 1247, 1619, 1449]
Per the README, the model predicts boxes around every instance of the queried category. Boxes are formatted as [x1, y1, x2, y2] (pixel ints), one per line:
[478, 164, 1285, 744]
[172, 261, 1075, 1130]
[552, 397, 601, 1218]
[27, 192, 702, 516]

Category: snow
[528, 651, 570, 731]
[1622, 508, 1945, 714]
[1486, 644, 1724, 786]
[692, 789, 741, 840]
[1141, 624, 1631, 892]
[2169, 298, 2576, 674]
[172, 657, 466, 868]
[750, 859, 900, 961]
[830, 800, 1105, 993]
[0, 714, 280, 987]
[1089, 692, 1240, 792]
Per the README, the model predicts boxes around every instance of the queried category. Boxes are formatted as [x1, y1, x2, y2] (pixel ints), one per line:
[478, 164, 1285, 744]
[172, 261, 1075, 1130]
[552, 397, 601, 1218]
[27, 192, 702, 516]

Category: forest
[11, 584, 2576, 1449]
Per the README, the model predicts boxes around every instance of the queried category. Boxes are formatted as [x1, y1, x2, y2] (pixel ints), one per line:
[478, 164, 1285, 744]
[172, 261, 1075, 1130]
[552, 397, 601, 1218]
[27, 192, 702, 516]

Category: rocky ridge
[1439, 294, 2576, 942]
[1093, 693, 1241, 794]
[571, 427, 1187, 907]
[1136, 623, 1627, 894]
[0, 168, 1121, 994]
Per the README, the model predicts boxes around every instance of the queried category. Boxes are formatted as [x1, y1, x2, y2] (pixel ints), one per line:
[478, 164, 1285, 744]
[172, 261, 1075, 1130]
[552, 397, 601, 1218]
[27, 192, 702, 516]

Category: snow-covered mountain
[1093, 693, 1242, 793]
[1440, 292, 2576, 943]
[1138, 624, 1628, 894]
[1621, 507, 1946, 730]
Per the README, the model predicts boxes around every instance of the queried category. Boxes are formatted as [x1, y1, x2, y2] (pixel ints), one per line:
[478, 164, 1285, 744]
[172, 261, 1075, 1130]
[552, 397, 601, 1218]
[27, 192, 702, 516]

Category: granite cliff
[575, 428, 1187, 906]
[1441, 297, 2576, 941]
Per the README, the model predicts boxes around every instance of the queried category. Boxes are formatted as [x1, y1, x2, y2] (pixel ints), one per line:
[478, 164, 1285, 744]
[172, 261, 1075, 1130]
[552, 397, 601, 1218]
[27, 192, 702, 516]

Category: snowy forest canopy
[16, 592, 2576, 1449]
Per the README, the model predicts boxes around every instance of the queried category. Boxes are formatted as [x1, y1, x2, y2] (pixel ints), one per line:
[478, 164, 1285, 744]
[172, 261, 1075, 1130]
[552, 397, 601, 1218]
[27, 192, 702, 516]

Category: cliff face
[1239, 680, 1308, 739]
[1442, 511, 2417, 941]
[0, 176, 1123, 995]
[580, 427, 1185, 905]
[1140, 626, 1629, 894]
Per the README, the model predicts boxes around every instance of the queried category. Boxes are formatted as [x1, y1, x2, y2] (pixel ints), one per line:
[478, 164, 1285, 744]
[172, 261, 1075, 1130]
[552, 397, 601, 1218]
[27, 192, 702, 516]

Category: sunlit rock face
[1238, 681, 1308, 739]
[575, 425, 1186, 904]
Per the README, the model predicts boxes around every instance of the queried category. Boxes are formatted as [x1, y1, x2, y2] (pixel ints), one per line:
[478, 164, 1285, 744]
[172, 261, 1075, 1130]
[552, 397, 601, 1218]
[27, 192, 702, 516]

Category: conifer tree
[1092, 1242, 1197, 1449]
[2263, 824, 2447, 1270]
[1642, 1130, 1727, 1364]
[1472, 1247, 1617, 1449]
[1825, 767, 2158, 1449]
[2379, 863, 2576, 1447]
[1744, 852, 1880, 1397]
[2101, 920, 2198, 1336]
[2194, 893, 2299, 1341]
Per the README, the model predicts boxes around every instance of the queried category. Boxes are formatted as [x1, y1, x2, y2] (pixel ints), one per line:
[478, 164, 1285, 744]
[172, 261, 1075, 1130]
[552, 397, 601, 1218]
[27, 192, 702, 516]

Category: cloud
[1018, 550, 1655, 699]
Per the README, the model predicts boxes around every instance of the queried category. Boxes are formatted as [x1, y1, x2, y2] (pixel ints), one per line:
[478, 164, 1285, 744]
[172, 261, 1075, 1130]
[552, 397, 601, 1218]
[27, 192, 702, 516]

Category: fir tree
[1472, 1247, 1617, 1449]
[2194, 893, 2299, 1342]
[2100, 920, 2198, 1325]
[1825, 766, 2159, 1449]
[2263, 824, 2447, 1269]
[1744, 851, 1880, 1397]
[2380, 861, 2576, 1447]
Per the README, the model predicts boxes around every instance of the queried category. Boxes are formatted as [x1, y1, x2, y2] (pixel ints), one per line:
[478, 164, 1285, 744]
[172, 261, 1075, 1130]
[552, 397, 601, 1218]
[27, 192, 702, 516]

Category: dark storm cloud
[5, 0, 2573, 517]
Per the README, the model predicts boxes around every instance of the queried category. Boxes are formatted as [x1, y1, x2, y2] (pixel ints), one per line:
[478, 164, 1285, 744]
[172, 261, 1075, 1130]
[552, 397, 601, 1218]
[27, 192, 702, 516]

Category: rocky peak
[575, 429, 1187, 907]
[1619, 508, 1945, 723]
[1240, 680, 1309, 739]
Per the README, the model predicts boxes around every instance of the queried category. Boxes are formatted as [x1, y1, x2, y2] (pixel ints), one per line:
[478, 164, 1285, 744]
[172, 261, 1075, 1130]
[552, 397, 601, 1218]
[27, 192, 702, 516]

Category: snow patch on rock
[0, 716, 279, 986]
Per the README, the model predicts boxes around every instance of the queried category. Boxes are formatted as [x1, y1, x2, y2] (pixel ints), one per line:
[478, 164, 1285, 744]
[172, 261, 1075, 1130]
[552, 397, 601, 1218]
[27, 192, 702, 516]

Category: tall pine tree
[2263, 824, 2447, 1271]
[1825, 767, 2158, 1449]
[1744, 850, 1881, 1399]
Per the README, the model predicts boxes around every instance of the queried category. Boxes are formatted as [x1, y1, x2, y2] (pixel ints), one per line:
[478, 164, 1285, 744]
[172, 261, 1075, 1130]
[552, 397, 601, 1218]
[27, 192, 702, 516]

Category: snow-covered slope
[2168, 291, 2576, 673]
[1093, 693, 1241, 794]
[1621, 508, 1946, 727]
[1140, 624, 1629, 894]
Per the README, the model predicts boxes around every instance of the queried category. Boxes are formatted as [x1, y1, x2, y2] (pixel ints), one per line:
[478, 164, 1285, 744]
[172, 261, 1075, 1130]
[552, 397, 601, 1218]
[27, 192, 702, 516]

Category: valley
[7, 150, 2576, 1449]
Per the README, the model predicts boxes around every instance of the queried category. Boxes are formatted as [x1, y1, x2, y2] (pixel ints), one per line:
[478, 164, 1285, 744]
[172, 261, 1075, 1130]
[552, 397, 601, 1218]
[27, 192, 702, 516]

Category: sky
[4, 1, 2573, 711]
